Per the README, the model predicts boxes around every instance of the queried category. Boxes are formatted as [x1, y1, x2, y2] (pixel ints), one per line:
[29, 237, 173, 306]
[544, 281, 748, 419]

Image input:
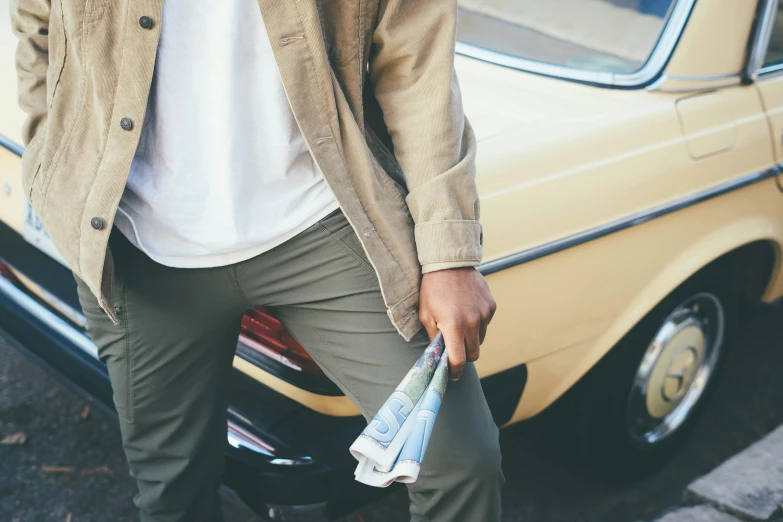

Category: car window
[764, 4, 783, 67]
[457, 0, 676, 74]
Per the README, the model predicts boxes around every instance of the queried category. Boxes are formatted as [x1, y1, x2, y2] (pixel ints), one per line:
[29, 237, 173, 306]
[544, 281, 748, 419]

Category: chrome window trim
[455, 0, 697, 88]
[478, 165, 781, 275]
[750, 0, 781, 79]
[760, 62, 783, 76]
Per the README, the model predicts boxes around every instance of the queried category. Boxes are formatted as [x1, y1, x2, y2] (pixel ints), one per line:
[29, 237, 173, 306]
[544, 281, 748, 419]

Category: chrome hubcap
[627, 293, 724, 447]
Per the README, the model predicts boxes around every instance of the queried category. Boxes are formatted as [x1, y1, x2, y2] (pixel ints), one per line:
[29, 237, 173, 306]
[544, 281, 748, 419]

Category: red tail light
[239, 307, 325, 376]
[0, 263, 19, 285]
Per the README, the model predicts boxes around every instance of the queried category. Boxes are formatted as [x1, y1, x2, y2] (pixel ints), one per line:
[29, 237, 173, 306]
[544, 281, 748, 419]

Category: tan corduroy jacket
[10, 0, 481, 340]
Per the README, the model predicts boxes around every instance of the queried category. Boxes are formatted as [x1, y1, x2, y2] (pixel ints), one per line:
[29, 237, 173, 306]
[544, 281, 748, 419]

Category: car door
[754, 0, 783, 189]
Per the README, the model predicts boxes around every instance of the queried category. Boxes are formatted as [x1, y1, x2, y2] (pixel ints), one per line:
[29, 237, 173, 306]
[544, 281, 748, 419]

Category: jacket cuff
[414, 220, 483, 267]
[421, 261, 479, 274]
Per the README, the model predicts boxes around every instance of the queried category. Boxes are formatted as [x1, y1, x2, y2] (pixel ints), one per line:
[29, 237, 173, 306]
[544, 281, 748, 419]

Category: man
[11, 0, 503, 520]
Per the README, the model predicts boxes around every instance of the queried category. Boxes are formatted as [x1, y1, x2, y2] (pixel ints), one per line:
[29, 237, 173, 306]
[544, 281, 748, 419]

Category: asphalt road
[1, 303, 781, 522]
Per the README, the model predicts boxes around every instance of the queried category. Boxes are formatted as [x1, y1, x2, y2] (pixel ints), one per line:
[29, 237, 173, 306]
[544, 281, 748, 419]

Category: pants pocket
[74, 268, 133, 421]
[316, 210, 377, 277]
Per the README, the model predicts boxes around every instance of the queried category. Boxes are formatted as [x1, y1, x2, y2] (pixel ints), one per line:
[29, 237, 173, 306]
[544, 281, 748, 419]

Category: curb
[647, 424, 783, 522]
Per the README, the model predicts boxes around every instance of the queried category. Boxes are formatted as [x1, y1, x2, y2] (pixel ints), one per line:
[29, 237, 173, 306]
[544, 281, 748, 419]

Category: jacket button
[139, 16, 154, 29]
[120, 117, 133, 131]
[90, 217, 104, 230]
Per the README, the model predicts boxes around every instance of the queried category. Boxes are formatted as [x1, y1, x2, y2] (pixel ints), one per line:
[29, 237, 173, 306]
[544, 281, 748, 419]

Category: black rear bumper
[0, 218, 526, 517]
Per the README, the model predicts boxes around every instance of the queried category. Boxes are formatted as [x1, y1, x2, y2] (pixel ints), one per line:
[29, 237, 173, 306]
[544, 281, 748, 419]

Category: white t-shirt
[114, 0, 339, 268]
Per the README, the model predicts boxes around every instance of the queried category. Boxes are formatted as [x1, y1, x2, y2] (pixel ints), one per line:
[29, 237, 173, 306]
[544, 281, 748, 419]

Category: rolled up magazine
[349, 332, 449, 487]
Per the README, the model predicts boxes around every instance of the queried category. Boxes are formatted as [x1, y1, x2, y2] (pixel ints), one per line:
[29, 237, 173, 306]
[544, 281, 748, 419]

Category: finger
[419, 310, 439, 341]
[480, 300, 497, 344]
[442, 325, 466, 381]
[479, 306, 490, 344]
[465, 315, 481, 362]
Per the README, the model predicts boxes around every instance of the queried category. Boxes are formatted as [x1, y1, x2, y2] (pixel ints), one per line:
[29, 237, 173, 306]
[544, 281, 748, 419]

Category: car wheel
[556, 267, 737, 479]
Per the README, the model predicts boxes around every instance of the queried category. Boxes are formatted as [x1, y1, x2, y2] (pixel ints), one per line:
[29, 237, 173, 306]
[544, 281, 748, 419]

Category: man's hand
[419, 268, 497, 381]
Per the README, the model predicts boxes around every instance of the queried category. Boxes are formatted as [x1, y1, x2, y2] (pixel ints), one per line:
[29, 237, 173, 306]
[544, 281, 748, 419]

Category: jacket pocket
[46, 0, 68, 111]
[26, 162, 42, 203]
[20, 128, 46, 205]
[25, 0, 67, 208]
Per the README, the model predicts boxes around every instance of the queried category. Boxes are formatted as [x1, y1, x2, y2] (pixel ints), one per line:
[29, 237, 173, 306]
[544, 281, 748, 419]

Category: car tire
[554, 265, 738, 480]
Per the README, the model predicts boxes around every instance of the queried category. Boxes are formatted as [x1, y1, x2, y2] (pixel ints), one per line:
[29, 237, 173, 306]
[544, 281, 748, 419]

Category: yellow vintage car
[1, 0, 783, 515]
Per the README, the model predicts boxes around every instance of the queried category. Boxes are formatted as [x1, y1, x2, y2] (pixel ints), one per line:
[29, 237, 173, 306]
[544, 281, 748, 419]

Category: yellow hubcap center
[645, 325, 705, 419]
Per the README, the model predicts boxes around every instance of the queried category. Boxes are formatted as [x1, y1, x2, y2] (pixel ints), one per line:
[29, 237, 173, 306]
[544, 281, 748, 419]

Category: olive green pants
[74, 209, 503, 522]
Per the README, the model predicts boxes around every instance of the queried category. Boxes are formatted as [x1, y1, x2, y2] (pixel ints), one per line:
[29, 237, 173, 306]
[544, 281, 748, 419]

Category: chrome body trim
[29, 281, 87, 328]
[227, 421, 314, 466]
[646, 73, 743, 93]
[650, 77, 743, 93]
[456, 0, 697, 88]
[478, 166, 782, 276]
[0, 133, 23, 157]
[0, 275, 98, 358]
[3, 129, 778, 278]
[665, 72, 743, 82]
[227, 429, 276, 459]
[747, 0, 780, 80]
[6, 267, 87, 327]
[645, 74, 671, 91]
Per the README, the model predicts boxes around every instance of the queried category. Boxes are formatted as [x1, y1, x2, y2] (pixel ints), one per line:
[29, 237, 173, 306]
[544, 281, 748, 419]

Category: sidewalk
[646, 424, 783, 522]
